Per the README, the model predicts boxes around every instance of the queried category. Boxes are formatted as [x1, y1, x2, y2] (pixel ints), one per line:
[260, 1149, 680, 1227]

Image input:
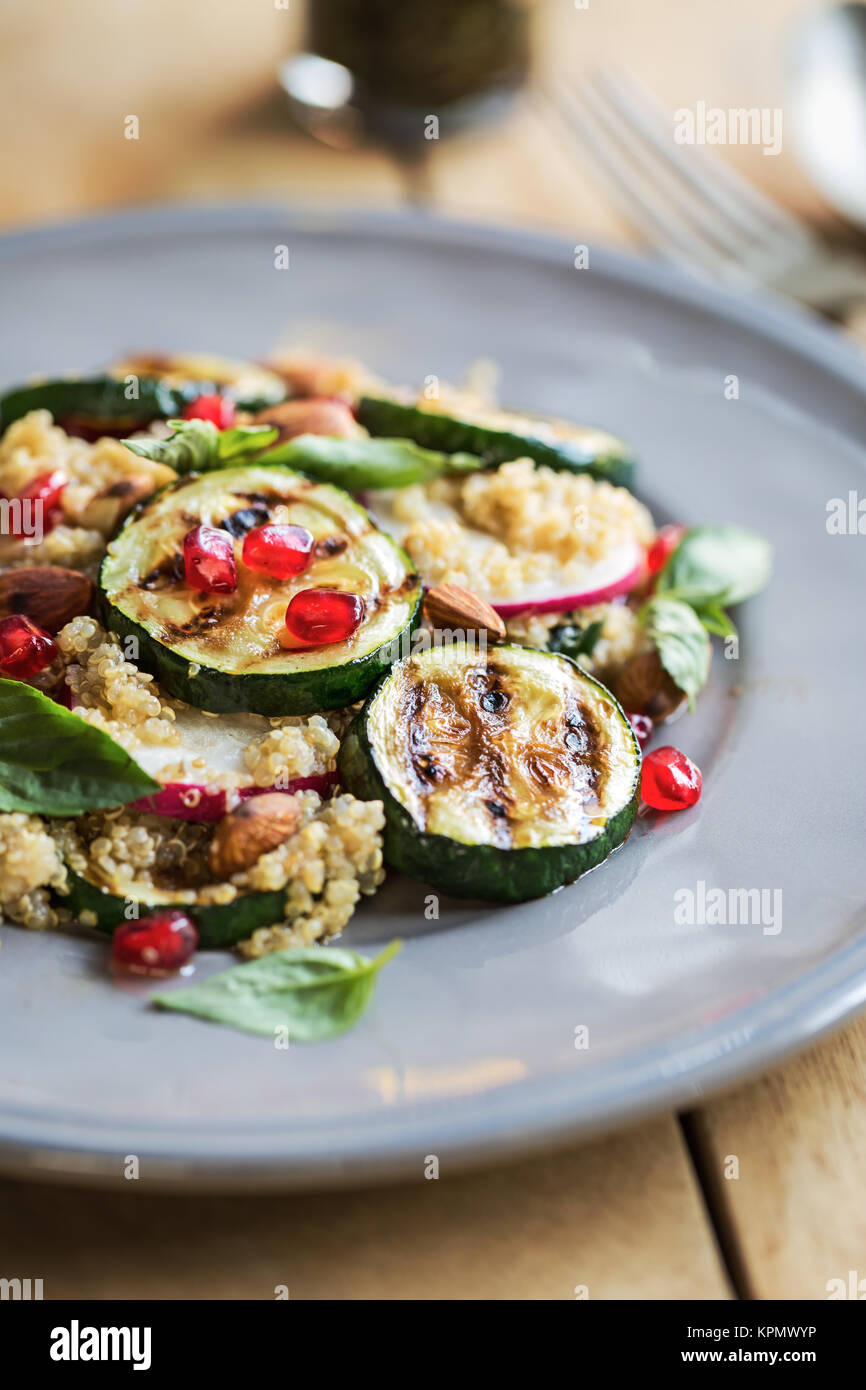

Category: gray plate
[1, 205, 864, 1191]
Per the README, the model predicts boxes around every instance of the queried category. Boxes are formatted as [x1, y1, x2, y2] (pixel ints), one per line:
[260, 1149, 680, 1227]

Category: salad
[0, 352, 771, 1036]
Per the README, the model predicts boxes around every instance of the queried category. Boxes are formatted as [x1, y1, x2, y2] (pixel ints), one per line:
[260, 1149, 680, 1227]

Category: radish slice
[129, 772, 336, 822]
[62, 693, 338, 821]
[366, 492, 643, 618]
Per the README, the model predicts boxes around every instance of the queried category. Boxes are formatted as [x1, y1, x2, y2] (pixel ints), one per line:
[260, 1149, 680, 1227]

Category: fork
[537, 69, 866, 315]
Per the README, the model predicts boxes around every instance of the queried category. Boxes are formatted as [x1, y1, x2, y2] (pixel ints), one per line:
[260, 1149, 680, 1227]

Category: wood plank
[687, 1016, 866, 1300]
[0, 1116, 729, 1300]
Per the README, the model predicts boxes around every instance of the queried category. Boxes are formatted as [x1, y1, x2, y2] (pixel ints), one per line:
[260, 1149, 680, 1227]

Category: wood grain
[0, 1117, 729, 1300]
[686, 1018, 866, 1301]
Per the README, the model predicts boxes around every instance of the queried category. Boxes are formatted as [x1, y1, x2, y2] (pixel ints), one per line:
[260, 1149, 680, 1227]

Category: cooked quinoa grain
[393, 460, 653, 599]
[0, 813, 67, 930]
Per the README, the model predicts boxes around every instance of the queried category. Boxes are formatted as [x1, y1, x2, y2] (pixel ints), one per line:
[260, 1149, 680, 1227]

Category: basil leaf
[548, 618, 603, 661]
[124, 418, 220, 471]
[658, 524, 772, 606]
[123, 420, 277, 474]
[0, 678, 160, 815]
[217, 424, 278, 462]
[153, 940, 402, 1040]
[256, 434, 482, 489]
[642, 597, 711, 704]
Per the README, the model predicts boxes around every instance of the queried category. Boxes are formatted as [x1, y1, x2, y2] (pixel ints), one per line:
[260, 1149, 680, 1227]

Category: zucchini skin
[99, 580, 423, 715]
[63, 867, 286, 949]
[0, 374, 283, 431]
[356, 396, 636, 489]
[338, 668, 641, 904]
[0, 376, 197, 430]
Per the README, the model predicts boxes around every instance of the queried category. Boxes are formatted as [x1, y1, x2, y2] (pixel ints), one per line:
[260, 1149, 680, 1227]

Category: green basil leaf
[642, 596, 711, 705]
[658, 524, 772, 606]
[692, 599, 738, 640]
[153, 940, 402, 1040]
[124, 418, 221, 472]
[216, 425, 278, 462]
[256, 434, 482, 489]
[0, 678, 160, 815]
[547, 618, 603, 661]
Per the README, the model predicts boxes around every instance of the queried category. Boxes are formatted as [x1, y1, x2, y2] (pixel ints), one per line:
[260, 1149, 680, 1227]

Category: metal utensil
[539, 68, 866, 314]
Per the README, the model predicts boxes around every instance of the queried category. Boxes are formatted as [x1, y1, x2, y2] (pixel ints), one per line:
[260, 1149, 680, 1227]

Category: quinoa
[393, 459, 654, 599]
[0, 411, 174, 573]
[48, 792, 385, 954]
[57, 616, 179, 752]
[237, 793, 386, 957]
[243, 716, 339, 787]
[0, 813, 67, 930]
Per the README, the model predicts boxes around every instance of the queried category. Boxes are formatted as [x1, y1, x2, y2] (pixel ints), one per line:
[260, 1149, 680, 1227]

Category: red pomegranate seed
[0, 613, 58, 678]
[242, 524, 314, 579]
[10, 470, 67, 537]
[627, 712, 654, 747]
[181, 394, 237, 429]
[285, 588, 364, 645]
[646, 524, 686, 576]
[641, 745, 702, 812]
[111, 909, 199, 975]
[183, 524, 238, 593]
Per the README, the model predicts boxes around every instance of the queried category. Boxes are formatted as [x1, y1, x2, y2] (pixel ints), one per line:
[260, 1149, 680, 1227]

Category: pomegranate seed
[646, 524, 686, 576]
[0, 613, 58, 678]
[242, 524, 314, 579]
[641, 745, 702, 812]
[10, 470, 67, 537]
[285, 588, 364, 645]
[111, 909, 198, 975]
[181, 394, 236, 428]
[183, 525, 237, 593]
[627, 712, 654, 747]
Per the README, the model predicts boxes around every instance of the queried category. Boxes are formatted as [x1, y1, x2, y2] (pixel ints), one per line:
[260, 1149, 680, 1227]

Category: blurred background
[2, 0, 866, 269]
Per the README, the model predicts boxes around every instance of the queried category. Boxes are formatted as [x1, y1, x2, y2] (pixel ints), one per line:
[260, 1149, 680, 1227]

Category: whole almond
[423, 583, 506, 643]
[0, 566, 94, 633]
[611, 649, 687, 721]
[208, 793, 303, 878]
[252, 397, 361, 442]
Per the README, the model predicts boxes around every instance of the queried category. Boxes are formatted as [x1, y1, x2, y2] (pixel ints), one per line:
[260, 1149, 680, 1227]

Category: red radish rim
[129, 771, 337, 822]
[491, 557, 643, 618]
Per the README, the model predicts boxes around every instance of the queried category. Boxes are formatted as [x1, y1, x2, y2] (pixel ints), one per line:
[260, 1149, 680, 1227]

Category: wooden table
[1, 0, 865, 1300]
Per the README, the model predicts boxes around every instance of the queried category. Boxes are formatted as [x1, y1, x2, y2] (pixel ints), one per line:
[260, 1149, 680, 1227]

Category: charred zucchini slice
[63, 865, 285, 949]
[339, 641, 641, 902]
[356, 396, 635, 489]
[99, 465, 422, 715]
[0, 356, 285, 432]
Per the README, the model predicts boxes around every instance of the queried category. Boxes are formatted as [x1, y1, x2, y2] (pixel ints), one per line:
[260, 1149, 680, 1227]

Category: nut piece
[252, 397, 361, 443]
[77, 474, 157, 536]
[208, 793, 303, 878]
[611, 649, 688, 721]
[423, 583, 506, 643]
[0, 566, 94, 633]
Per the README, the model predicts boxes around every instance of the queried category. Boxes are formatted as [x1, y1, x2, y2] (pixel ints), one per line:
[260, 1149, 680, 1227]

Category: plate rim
[2, 200, 865, 1190]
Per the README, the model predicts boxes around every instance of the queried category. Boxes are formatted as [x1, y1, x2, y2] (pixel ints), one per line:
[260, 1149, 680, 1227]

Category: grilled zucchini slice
[339, 641, 641, 902]
[356, 396, 635, 489]
[99, 464, 422, 715]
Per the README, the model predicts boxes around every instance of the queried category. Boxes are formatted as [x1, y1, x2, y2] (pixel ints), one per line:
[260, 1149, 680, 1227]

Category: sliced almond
[423, 583, 506, 643]
[208, 793, 303, 878]
[0, 566, 94, 633]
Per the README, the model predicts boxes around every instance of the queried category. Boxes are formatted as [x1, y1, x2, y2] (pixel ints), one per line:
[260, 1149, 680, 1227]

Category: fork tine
[540, 81, 740, 277]
[595, 69, 812, 253]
